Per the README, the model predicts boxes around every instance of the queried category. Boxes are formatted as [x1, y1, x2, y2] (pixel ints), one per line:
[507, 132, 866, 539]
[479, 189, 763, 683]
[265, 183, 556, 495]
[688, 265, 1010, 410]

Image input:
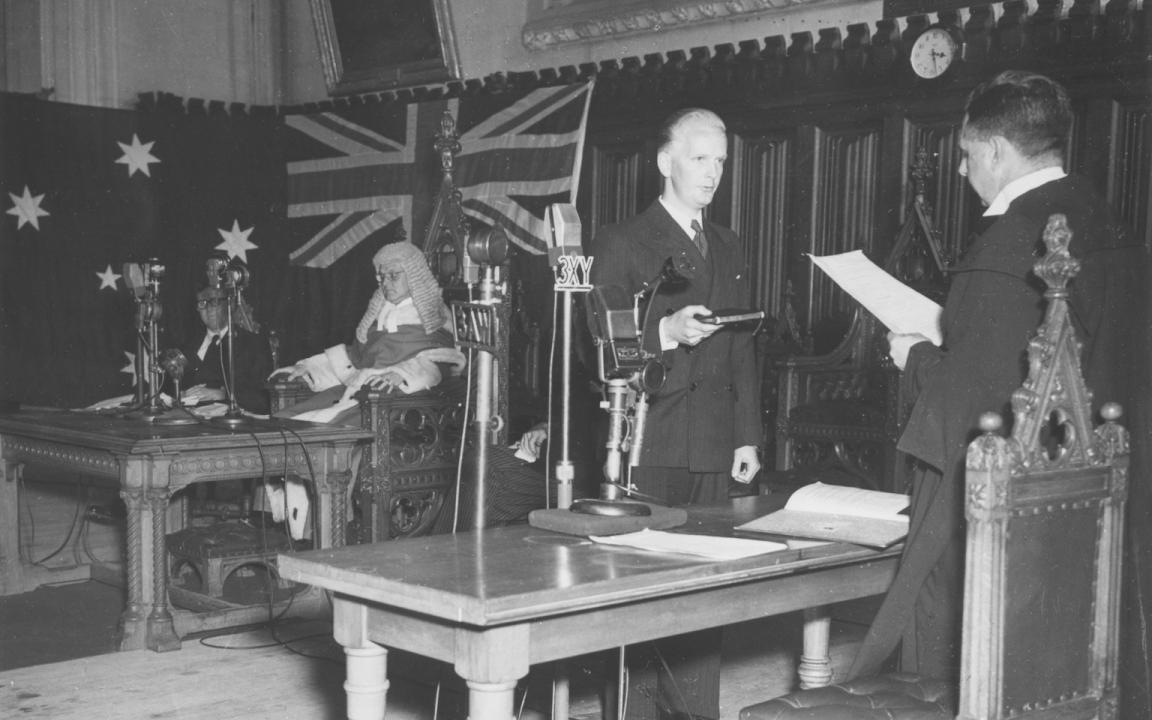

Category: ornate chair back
[958, 214, 1127, 719]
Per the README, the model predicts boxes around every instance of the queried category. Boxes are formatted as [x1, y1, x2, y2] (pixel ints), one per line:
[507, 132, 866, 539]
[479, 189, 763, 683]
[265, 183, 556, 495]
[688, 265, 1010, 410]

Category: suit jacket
[851, 173, 1150, 679]
[176, 327, 272, 415]
[589, 200, 762, 473]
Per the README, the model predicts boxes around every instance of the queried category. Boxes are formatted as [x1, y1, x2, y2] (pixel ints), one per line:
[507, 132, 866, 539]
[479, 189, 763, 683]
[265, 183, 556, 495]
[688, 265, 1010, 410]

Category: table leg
[118, 487, 148, 650]
[454, 625, 530, 720]
[334, 596, 389, 720]
[146, 487, 180, 651]
[314, 442, 357, 549]
[467, 680, 518, 720]
[798, 606, 833, 688]
[346, 645, 389, 720]
[552, 664, 570, 720]
[0, 459, 25, 595]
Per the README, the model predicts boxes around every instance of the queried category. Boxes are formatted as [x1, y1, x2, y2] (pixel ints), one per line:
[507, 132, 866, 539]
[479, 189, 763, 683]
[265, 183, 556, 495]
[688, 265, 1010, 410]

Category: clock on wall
[909, 25, 964, 79]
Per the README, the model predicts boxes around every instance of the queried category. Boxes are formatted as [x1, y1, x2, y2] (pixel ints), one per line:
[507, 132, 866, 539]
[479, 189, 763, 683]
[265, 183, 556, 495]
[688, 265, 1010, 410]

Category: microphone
[159, 348, 188, 381]
[205, 255, 228, 288]
[123, 259, 165, 299]
[546, 203, 582, 267]
[637, 255, 693, 300]
[159, 348, 189, 407]
[222, 259, 250, 290]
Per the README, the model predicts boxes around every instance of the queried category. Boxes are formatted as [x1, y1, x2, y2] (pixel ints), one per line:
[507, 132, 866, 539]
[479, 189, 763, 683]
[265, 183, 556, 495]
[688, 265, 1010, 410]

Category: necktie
[690, 219, 707, 258]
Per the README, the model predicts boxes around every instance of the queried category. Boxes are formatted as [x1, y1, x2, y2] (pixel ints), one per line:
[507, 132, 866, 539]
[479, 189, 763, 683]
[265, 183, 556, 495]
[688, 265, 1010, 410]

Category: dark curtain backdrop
[1, 93, 158, 406]
[0, 84, 590, 409]
[0, 91, 376, 408]
[135, 93, 379, 377]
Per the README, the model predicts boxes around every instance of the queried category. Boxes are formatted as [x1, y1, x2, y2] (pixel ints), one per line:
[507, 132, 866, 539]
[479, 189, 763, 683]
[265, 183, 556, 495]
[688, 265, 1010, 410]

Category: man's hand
[364, 370, 404, 392]
[518, 424, 548, 457]
[269, 364, 312, 384]
[182, 384, 225, 405]
[661, 304, 722, 347]
[731, 445, 760, 484]
[887, 331, 932, 371]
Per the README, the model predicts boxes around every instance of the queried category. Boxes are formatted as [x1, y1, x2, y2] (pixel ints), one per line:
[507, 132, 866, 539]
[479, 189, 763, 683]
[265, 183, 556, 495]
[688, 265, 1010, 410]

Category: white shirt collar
[983, 166, 1066, 217]
[196, 326, 230, 361]
[659, 197, 704, 240]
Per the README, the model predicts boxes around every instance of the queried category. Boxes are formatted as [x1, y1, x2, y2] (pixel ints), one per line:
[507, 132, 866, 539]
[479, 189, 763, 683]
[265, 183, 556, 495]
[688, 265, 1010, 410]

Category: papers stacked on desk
[736, 482, 910, 548]
[590, 528, 787, 560]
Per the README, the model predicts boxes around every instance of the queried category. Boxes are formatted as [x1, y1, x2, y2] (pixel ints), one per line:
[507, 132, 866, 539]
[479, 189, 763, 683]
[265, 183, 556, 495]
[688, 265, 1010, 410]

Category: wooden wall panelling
[586, 137, 651, 233]
[730, 130, 793, 319]
[1106, 96, 1152, 249]
[899, 103, 973, 273]
[805, 122, 883, 337]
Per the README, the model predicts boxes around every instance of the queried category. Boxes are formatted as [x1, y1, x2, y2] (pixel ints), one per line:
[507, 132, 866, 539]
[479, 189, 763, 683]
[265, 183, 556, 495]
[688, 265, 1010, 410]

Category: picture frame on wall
[309, 0, 462, 95]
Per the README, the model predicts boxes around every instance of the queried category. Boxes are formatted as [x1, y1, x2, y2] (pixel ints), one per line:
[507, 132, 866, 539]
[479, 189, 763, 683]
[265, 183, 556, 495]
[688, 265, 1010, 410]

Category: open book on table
[809, 250, 943, 346]
[735, 482, 911, 548]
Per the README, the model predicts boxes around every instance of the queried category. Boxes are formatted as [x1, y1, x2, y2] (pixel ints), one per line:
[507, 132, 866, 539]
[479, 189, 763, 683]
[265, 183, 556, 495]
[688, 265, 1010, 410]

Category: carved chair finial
[1006, 213, 1098, 471]
[1032, 213, 1079, 300]
[435, 110, 461, 176]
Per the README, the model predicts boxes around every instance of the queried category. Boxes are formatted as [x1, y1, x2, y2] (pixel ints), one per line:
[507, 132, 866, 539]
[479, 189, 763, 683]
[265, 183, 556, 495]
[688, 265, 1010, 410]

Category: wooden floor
[0, 613, 869, 720]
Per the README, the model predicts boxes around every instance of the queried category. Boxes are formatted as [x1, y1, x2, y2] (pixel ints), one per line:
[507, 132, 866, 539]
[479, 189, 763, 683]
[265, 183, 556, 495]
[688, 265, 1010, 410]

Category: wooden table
[0, 407, 372, 651]
[279, 496, 900, 720]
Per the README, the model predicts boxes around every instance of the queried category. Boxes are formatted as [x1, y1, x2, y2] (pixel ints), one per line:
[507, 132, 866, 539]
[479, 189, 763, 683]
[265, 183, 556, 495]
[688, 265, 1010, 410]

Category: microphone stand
[552, 268, 590, 510]
[215, 284, 249, 427]
[123, 274, 169, 422]
[572, 262, 683, 517]
[470, 263, 503, 530]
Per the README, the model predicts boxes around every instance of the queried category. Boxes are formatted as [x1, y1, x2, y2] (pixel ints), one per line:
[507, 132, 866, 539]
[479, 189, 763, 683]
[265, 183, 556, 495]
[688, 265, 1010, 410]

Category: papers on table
[809, 250, 943, 346]
[736, 482, 911, 549]
[590, 528, 787, 560]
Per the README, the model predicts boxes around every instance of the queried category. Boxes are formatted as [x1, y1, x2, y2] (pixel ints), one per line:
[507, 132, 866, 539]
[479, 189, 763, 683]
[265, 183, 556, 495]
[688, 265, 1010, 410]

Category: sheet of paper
[809, 250, 943, 345]
[590, 529, 787, 560]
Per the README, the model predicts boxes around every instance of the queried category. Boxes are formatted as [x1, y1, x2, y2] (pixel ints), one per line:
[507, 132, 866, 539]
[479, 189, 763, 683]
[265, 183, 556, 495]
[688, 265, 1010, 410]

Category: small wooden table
[280, 496, 900, 720]
[0, 407, 372, 651]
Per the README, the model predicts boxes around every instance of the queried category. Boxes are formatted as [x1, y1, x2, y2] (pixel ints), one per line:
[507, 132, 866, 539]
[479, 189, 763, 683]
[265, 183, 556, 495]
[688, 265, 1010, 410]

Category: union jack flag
[285, 80, 593, 268]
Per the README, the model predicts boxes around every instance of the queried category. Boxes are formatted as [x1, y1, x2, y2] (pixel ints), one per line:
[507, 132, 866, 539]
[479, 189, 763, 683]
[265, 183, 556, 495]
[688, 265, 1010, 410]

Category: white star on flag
[216, 220, 257, 262]
[115, 134, 161, 177]
[120, 351, 142, 387]
[7, 185, 50, 230]
[96, 264, 122, 290]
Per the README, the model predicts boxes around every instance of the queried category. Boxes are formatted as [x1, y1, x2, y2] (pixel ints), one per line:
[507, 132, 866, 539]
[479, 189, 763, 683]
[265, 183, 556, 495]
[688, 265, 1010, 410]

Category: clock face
[910, 28, 960, 79]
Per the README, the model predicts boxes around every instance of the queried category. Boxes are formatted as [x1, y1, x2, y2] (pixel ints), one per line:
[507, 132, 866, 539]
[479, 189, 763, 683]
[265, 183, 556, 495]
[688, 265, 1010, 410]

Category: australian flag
[285, 80, 593, 268]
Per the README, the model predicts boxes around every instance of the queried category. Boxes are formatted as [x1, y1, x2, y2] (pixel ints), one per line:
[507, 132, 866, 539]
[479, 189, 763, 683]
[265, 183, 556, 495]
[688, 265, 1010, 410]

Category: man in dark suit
[588, 107, 763, 720]
[852, 71, 1149, 696]
[175, 285, 272, 415]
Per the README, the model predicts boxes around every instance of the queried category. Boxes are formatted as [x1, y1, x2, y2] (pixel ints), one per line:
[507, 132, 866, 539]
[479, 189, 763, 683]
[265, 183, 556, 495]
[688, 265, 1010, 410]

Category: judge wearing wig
[273, 240, 466, 425]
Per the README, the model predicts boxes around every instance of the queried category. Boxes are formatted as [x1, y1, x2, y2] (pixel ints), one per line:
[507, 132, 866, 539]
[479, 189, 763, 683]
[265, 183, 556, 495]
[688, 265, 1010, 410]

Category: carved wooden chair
[268, 110, 515, 544]
[741, 215, 1129, 719]
[772, 148, 950, 494]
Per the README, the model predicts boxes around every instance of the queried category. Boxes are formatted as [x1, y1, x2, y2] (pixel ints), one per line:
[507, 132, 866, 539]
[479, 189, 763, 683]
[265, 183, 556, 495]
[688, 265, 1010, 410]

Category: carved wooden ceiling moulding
[522, 0, 834, 50]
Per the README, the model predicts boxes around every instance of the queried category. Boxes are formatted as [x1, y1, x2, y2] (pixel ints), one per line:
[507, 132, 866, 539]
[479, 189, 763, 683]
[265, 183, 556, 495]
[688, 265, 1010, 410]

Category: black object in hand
[696, 309, 765, 325]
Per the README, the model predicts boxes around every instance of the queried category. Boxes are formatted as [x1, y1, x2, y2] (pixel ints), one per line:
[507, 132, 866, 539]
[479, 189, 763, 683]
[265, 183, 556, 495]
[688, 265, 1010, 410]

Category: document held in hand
[735, 482, 911, 548]
[809, 250, 943, 346]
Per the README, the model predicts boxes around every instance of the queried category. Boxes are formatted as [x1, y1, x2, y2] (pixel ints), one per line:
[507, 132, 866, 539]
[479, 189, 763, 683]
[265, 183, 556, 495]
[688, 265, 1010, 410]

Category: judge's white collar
[375, 297, 419, 333]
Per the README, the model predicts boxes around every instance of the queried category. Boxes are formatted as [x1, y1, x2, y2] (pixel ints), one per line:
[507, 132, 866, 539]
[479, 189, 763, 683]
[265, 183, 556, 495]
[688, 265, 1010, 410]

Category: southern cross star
[115, 134, 161, 177]
[7, 185, 50, 230]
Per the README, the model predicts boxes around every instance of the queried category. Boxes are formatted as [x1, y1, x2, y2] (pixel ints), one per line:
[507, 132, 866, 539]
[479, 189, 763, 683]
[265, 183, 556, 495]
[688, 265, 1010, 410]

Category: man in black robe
[850, 70, 1150, 702]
